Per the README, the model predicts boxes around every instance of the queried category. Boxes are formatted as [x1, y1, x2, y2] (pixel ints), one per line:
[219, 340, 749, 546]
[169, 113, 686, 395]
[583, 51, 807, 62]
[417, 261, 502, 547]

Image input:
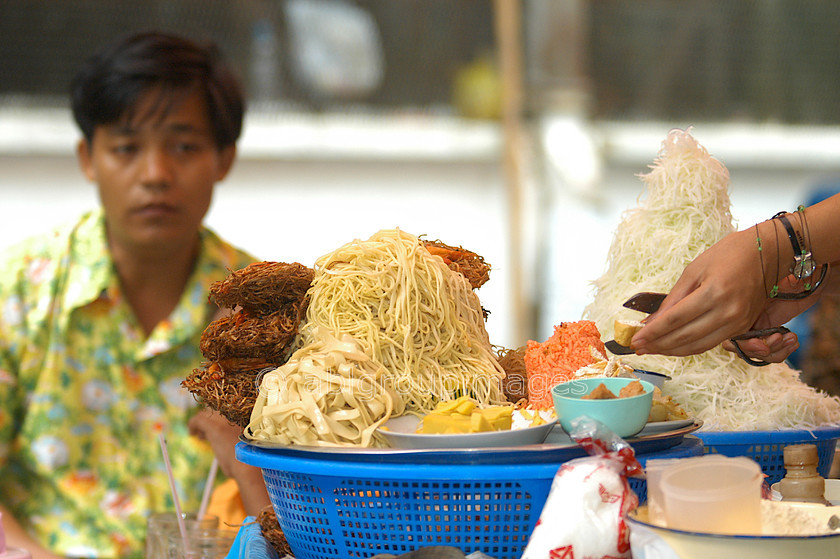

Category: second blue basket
[696, 425, 840, 485]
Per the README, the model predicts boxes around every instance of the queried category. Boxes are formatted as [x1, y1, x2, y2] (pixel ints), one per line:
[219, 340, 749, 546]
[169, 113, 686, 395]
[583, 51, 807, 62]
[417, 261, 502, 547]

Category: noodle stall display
[186, 128, 840, 559]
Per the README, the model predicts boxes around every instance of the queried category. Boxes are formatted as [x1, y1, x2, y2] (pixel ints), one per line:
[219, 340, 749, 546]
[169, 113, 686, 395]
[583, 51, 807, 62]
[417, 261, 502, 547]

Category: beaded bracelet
[797, 205, 816, 289]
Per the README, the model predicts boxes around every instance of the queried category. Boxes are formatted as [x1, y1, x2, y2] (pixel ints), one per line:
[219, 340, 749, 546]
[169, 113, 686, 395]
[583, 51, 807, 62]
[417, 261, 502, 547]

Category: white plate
[639, 418, 695, 435]
[378, 413, 558, 450]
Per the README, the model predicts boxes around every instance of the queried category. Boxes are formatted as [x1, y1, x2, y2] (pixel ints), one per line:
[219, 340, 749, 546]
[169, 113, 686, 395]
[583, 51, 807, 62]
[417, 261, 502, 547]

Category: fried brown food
[199, 301, 308, 363]
[496, 346, 528, 403]
[648, 387, 689, 422]
[212, 356, 280, 373]
[210, 261, 314, 314]
[182, 362, 267, 428]
[581, 383, 617, 400]
[618, 380, 645, 398]
[256, 505, 293, 558]
[422, 239, 491, 289]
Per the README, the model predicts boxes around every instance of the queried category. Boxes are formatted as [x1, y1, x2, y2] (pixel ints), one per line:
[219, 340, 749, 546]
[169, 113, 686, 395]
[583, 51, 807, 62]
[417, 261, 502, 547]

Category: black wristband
[773, 212, 816, 280]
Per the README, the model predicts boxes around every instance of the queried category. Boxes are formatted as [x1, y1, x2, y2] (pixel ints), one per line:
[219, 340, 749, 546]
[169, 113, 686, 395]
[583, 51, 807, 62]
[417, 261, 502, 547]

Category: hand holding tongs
[605, 292, 789, 367]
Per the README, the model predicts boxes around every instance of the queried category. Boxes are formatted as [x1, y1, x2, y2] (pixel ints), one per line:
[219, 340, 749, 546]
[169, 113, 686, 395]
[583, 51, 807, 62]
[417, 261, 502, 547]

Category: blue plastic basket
[236, 436, 702, 559]
[696, 425, 840, 485]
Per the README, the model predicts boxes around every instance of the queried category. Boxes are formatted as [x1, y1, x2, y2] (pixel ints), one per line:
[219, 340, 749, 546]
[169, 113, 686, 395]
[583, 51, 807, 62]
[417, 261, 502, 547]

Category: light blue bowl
[551, 377, 654, 438]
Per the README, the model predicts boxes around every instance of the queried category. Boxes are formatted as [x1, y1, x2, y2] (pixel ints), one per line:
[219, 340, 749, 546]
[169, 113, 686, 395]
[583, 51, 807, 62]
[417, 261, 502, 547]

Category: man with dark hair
[0, 31, 269, 558]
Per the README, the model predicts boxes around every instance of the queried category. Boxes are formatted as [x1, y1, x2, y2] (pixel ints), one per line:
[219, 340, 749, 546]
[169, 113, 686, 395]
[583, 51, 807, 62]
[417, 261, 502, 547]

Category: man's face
[77, 89, 235, 255]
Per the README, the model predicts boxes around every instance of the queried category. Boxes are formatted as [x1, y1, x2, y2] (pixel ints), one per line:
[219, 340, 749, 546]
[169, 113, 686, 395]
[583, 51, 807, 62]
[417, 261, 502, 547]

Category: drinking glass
[145, 512, 219, 559]
[165, 527, 239, 559]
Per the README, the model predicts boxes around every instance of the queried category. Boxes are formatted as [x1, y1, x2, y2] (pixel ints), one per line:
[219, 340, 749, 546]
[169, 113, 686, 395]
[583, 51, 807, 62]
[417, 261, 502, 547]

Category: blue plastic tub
[236, 436, 702, 559]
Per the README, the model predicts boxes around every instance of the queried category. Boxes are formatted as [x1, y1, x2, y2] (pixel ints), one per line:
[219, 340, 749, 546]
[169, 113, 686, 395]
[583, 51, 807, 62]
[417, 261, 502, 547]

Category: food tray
[241, 419, 702, 465]
[696, 424, 840, 485]
[236, 424, 702, 559]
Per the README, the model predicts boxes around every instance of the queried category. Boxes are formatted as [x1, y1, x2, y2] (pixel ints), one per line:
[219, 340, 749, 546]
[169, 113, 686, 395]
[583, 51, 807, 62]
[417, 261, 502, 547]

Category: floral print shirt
[0, 210, 255, 558]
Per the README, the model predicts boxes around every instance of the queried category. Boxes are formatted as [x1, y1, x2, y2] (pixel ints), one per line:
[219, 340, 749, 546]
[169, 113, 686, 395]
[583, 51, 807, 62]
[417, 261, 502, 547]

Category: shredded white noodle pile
[584, 127, 840, 430]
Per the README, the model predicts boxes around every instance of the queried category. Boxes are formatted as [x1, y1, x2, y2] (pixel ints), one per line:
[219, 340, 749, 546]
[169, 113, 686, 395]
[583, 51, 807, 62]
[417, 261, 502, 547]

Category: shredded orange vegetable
[524, 321, 605, 409]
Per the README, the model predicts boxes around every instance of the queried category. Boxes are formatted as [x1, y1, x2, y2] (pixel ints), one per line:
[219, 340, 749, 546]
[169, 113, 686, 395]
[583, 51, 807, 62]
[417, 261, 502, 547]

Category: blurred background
[1, 0, 840, 377]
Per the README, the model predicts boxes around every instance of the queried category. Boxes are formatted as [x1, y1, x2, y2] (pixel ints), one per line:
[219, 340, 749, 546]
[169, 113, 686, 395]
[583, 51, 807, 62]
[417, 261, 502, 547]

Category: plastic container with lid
[0, 512, 31, 559]
[660, 454, 763, 535]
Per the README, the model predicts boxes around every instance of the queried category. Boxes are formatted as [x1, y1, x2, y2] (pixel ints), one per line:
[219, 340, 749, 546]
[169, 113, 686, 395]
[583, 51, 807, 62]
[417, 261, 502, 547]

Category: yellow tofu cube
[418, 412, 472, 434]
[471, 411, 492, 432]
[455, 398, 477, 416]
[476, 406, 513, 431]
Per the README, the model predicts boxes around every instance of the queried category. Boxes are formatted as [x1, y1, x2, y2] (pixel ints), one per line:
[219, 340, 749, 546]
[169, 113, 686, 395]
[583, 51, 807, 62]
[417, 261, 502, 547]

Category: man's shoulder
[0, 211, 102, 287]
[200, 227, 259, 272]
[1, 223, 69, 270]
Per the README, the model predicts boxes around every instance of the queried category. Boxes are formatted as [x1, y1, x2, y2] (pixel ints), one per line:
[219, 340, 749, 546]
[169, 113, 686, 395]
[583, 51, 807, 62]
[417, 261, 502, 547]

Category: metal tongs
[605, 292, 789, 367]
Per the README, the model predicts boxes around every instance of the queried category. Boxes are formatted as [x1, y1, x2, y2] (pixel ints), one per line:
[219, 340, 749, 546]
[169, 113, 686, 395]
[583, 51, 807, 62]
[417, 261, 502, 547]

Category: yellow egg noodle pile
[247, 228, 507, 446]
[302, 228, 507, 414]
[584, 127, 840, 430]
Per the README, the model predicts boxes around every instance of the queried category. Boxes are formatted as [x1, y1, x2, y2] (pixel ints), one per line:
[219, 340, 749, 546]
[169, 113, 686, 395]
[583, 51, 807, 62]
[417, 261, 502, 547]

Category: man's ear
[76, 138, 96, 182]
[216, 145, 237, 182]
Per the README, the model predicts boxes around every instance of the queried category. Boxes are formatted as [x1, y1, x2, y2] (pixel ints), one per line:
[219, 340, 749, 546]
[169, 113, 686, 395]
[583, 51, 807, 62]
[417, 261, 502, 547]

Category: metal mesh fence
[1, 0, 839, 123]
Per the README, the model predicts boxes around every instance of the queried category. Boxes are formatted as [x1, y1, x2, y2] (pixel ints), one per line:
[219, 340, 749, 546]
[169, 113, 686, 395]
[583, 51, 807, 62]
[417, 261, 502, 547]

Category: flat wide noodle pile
[584, 128, 840, 430]
[298, 228, 507, 415]
[247, 328, 404, 447]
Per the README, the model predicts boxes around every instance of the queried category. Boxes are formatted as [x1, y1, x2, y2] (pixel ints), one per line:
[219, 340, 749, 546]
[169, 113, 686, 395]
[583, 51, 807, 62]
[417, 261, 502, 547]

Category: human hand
[633, 222, 824, 358]
[721, 329, 800, 364]
[0, 504, 67, 559]
[187, 408, 243, 478]
[632, 227, 770, 356]
[187, 408, 270, 515]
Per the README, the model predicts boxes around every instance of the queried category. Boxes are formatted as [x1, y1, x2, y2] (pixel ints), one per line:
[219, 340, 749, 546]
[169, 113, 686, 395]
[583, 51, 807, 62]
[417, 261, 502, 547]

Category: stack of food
[243, 230, 512, 447]
[185, 229, 524, 450]
[182, 262, 314, 427]
[584, 127, 840, 431]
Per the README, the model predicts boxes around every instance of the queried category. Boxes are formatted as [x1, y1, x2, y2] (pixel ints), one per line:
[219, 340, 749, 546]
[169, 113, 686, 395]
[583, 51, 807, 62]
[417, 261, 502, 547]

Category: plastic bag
[521, 417, 643, 559]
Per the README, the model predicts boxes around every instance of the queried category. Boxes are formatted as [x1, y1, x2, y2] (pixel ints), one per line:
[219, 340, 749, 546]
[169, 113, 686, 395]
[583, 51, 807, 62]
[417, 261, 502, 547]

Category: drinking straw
[159, 432, 192, 555]
[197, 458, 218, 521]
